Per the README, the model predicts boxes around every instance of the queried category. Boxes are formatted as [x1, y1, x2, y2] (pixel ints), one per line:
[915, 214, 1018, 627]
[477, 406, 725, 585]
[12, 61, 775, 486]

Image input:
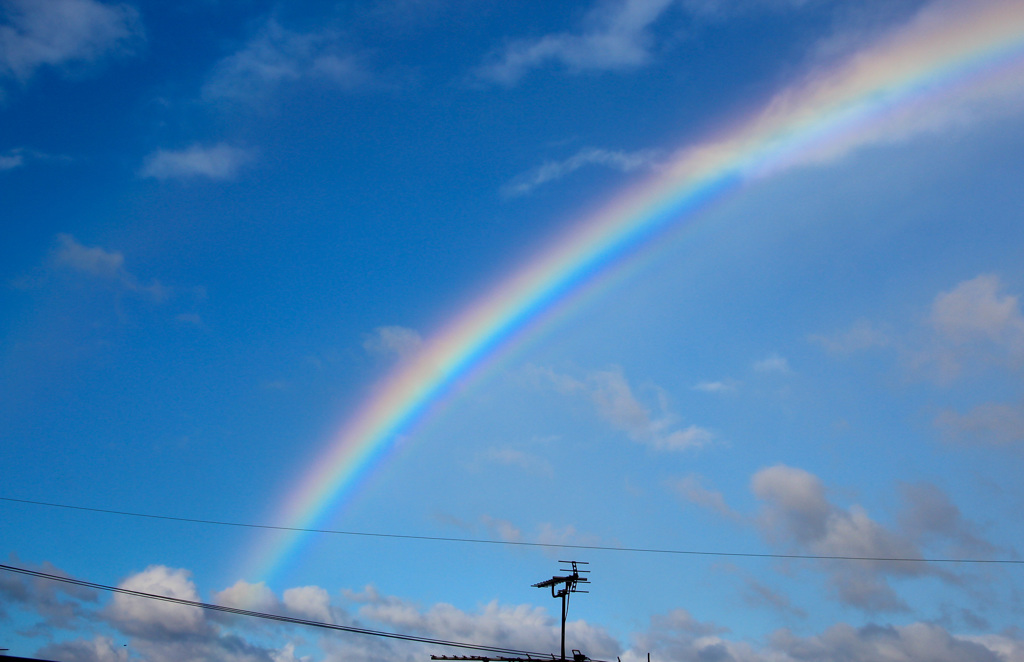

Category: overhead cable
[3, 495, 1022, 565]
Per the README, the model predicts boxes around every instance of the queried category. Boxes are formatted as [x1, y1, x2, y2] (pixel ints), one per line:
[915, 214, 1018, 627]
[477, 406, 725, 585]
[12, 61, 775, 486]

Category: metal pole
[561, 590, 567, 661]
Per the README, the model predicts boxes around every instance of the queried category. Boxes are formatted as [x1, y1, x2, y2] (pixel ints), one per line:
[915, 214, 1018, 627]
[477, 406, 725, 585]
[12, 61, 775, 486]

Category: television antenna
[532, 561, 589, 662]
[431, 561, 591, 662]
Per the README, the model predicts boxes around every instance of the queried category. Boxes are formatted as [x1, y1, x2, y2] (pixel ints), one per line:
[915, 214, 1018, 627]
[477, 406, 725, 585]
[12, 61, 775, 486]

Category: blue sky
[3, 0, 1024, 660]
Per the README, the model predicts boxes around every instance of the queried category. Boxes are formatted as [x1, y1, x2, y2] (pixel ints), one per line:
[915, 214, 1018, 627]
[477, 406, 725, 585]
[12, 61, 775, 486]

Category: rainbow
[246, 0, 1024, 581]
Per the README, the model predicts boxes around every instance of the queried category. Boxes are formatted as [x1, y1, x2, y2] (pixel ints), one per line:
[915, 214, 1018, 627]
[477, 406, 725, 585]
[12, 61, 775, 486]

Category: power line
[0, 563, 573, 660]
[3, 495, 1022, 566]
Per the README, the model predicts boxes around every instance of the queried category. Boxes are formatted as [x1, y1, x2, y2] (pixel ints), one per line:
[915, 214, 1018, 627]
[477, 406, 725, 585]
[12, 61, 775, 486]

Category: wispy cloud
[749, 465, 997, 612]
[670, 473, 742, 521]
[753, 354, 791, 374]
[363, 325, 424, 360]
[476, 0, 675, 85]
[924, 274, 1024, 379]
[531, 365, 713, 451]
[753, 464, 924, 611]
[815, 275, 1024, 448]
[731, 0, 1024, 177]
[0, 150, 24, 170]
[0, 147, 68, 171]
[0, 557, 97, 630]
[501, 147, 662, 197]
[175, 312, 203, 327]
[478, 514, 523, 543]
[449, 514, 603, 553]
[203, 19, 368, 102]
[741, 576, 808, 619]
[49, 233, 167, 300]
[886, 274, 1024, 385]
[140, 143, 253, 181]
[810, 319, 891, 354]
[932, 274, 1024, 348]
[693, 379, 738, 393]
[0, 0, 142, 83]
[897, 481, 1000, 559]
[479, 447, 554, 478]
[935, 401, 1024, 447]
[51, 233, 123, 278]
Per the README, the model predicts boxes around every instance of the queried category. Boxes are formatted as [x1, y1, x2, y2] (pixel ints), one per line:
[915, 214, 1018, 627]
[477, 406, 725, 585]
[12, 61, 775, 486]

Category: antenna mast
[532, 561, 589, 661]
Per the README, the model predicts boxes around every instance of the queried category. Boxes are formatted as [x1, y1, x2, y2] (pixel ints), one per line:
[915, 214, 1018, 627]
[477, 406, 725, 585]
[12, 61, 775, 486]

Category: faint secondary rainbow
[247, 1, 1024, 581]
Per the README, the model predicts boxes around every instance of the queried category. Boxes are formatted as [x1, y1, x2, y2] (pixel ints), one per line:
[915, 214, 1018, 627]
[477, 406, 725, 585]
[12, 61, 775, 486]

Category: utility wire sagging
[2, 495, 1022, 565]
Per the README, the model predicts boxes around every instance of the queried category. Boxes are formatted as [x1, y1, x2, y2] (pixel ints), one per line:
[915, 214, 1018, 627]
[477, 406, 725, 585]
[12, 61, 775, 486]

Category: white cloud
[501, 147, 662, 197]
[351, 588, 621, 660]
[213, 580, 279, 613]
[532, 365, 713, 451]
[0, 0, 141, 82]
[476, 0, 675, 85]
[106, 566, 208, 638]
[102, 568, 314, 661]
[753, 353, 791, 374]
[929, 274, 1024, 376]
[6, 563, 322, 662]
[283, 585, 335, 624]
[654, 424, 714, 450]
[141, 143, 253, 181]
[903, 274, 1024, 384]
[7, 559, 1024, 662]
[270, 642, 309, 662]
[203, 19, 366, 102]
[814, 274, 1024, 422]
[932, 274, 1024, 349]
[363, 325, 424, 359]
